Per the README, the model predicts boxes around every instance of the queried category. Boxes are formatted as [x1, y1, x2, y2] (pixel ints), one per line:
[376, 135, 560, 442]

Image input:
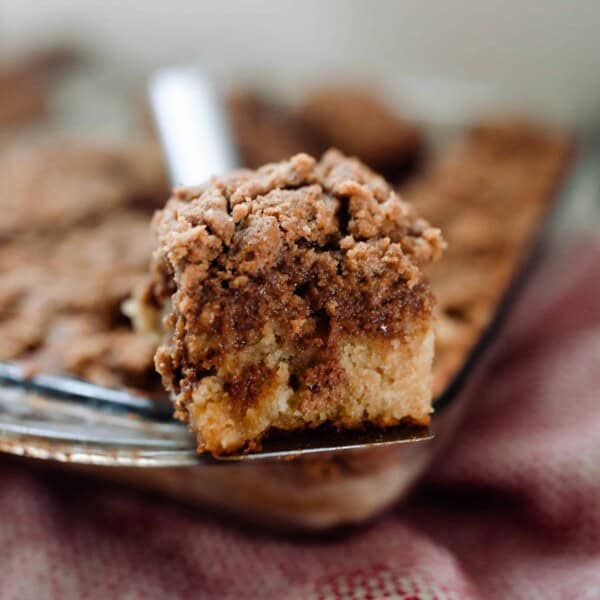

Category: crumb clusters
[0, 142, 168, 389]
[404, 118, 572, 394]
[147, 150, 443, 453]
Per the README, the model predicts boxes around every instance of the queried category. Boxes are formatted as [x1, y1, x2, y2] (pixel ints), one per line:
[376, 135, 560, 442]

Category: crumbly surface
[0, 142, 163, 239]
[0, 141, 168, 389]
[403, 118, 572, 395]
[147, 150, 444, 453]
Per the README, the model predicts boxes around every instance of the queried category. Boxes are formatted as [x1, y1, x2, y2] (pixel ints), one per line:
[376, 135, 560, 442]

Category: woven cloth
[1, 241, 599, 600]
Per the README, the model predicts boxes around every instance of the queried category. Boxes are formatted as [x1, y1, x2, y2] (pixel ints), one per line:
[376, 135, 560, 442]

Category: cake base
[179, 324, 434, 455]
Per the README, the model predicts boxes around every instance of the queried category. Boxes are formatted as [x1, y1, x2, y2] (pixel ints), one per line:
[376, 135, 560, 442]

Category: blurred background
[3, 0, 600, 127]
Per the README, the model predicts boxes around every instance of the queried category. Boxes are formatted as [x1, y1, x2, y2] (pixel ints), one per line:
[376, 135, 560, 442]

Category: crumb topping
[0, 141, 168, 390]
[154, 151, 442, 291]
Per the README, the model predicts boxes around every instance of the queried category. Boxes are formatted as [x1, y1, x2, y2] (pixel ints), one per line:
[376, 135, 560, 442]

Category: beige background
[3, 0, 600, 128]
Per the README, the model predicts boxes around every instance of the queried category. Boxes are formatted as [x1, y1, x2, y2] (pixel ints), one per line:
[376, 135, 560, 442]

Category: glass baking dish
[0, 68, 594, 530]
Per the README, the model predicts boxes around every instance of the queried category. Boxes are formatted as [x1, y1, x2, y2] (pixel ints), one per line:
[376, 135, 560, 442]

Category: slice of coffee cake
[141, 150, 444, 454]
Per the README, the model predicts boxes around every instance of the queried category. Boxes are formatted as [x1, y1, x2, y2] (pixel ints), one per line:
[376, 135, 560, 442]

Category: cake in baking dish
[139, 150, 444, 454]
[0, 107, 571, 525]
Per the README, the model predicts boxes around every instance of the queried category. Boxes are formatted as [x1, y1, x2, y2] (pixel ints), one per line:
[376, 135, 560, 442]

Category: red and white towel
[1, 240, 599, 599]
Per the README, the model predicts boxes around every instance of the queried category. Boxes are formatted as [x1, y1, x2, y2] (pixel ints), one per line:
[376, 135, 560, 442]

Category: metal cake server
[0, 67, 433, 466]
[0, 359, 431, 466]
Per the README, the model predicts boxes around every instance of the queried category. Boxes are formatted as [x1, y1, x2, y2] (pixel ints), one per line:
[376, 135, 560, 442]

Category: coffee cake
[0, 141, 168, 389]
[0, 107, 572, 527]
[140, 150, 444, 454]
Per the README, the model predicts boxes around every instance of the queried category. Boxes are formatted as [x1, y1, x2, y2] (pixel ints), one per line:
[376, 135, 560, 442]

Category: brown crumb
[0, 141, 168, 390]
[404, 117, 572, 396]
